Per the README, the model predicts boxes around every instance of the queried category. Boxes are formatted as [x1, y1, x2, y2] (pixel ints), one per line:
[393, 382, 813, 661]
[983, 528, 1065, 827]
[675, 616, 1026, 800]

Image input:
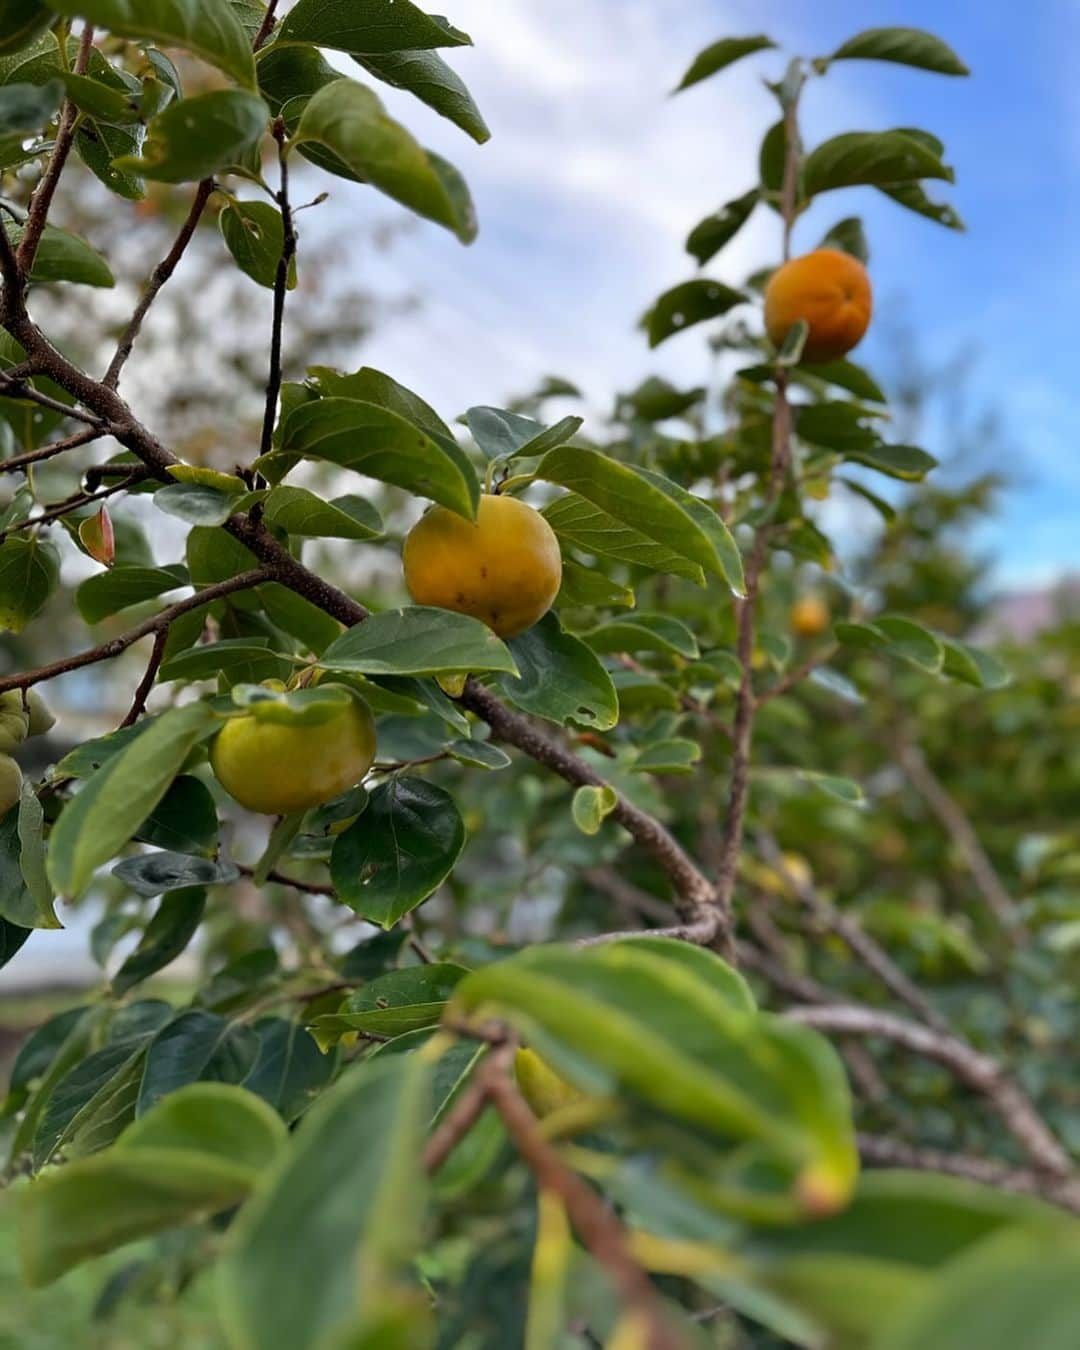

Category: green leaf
[115, 89, 268, 183]
[818, 215, 870, 264]
[278, 396, 479, 518]
[75, 563, 187, 624]
[632, 738, 703, 776]
[48, 0, 257, 89]
[220, 199, 297, 290]
[112, 852, 237, 898]
[0, 914, 28, 967]
[556, 560, 635, 610]
[356, 46, 489, 144]
[805, 357, 885, 402]
[543, 494, 704, 585]
[331, 777, 465, 927]
[280, 0, 469, 51]
[621, 377, 706, 422]
[292, 78, 474, 241]
[836, 617, 944, 672]
[466, 406, 583, 462]
[159, 637, 295, 685]
[637, 466, 746, 596]
[827, 27, 969, 76]
[444, 738, 511, 770]
[571, 784, 617, 835]
[686, 187, 760, 264]
[0, 535, 58, 631]
[537, 448, 738, 588]
[58, 69, 141, 123]
[0, 1, 53, 56]
[450, 942, 857, 1212]
[0, 76, 59, 164]
[262, 485, 382, 540]
[642, 278, 745, 347]
[319, 606, 517, 678]
[217, 1054, 433, 1350]
[612, 668, 679, 714]
[584, 613, 699, 659]
[308, 364, 455, 441]
[17, 781, 58, 928]
[804, 129, 953, 197]
[243, 1018, 335, 1123]
[112, 887, 207, 994]
[797, 401, 879, 453]
[500, 611, 619, 731]
[312, 964, 468, 1044]
[674, 35, 776, 92]
[879, 179, 964, 230]
[47, 702, 220, 898]
[138, 1010, 260, 1115]
[845, 442, 938, 481]
[120, 1081, 287, 1171]
[940, 637, 1010, 689]
[154, 480, 240, 526]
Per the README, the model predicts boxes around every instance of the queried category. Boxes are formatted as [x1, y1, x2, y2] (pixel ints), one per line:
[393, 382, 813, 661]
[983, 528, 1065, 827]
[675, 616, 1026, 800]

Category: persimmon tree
[0, 6, 1077, 1348]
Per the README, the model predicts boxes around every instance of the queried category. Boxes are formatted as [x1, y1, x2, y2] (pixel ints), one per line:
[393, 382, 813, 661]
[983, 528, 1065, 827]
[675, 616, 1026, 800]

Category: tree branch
[756, 643, 838, 708]
[0, 426, 113, 476]
[788, 1004, 1073, 1178]
[104, 179, 216, 389]
[894, 735, 1026, 938]
[2, 470, 148, 537]
[259, 120, 297, 459]
[252, 0, 282, 51]
[0, 376, 103, 425]
[119, 627, 169, 726]
[0, 569, 267, 697]
[16, 25, 95, 277]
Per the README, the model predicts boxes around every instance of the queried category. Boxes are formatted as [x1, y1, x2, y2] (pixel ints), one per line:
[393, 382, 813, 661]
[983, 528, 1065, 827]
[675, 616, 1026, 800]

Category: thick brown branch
[0, 569, 266, 697]
[105, 179, 216, 389]
[16, 26, 95, 276]
[788, 1004, 1073, 1178]
[895, 736, 1026, 937]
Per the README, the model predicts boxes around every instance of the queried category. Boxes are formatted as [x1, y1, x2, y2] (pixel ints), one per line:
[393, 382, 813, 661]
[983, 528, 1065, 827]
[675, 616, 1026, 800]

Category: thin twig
[119, 627, 169, 726]
[252, 0, 281, 51]
[894, 735, 1026, 937]
[16, 25, 95, 276]
[788, 1004, 1073, 1178]
[756, 643, 838, 707]
[235, 863, 335, 896]
[422, 1044, 507, 1175]
[3, 470, 147, 537]
[259, 120, 298, 459]
[0, 569, 267, 697]
[0, 376, 102, 424]
[0, 425, 113, 475]
[105, 178, 216, 389]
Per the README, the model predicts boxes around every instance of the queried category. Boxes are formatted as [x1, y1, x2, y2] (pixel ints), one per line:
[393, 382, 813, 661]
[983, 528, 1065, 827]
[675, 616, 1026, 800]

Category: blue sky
[306, 0, 1080, 588]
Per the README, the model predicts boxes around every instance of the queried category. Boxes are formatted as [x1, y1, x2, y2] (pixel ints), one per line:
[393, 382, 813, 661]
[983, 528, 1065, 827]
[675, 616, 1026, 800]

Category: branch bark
[259, 120, 298, 459]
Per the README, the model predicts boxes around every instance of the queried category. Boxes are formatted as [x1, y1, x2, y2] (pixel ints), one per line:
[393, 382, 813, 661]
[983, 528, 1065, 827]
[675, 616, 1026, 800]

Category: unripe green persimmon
[514, 1048, 585, 1118]
[26, 691, 55, 737]
[0, 692, 29, 755]
[211, 697, 376, 816]
[0, 755, 22, 816]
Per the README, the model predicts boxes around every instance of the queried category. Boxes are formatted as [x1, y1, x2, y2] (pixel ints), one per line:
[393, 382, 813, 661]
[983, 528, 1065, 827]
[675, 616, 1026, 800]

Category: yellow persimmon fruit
[764, 248, 872, 363]
[514, 1048, 585, 1119]
[210, 697, 376, 816]
[402, 494, 562, 639]
[0, 755, 22, 816]
[790, 595, 830, 639]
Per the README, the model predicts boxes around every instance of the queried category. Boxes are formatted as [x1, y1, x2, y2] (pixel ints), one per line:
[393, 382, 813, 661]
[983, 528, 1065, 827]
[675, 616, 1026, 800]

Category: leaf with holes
[642, 278, 745, 347]
[499, 612, 619, 731]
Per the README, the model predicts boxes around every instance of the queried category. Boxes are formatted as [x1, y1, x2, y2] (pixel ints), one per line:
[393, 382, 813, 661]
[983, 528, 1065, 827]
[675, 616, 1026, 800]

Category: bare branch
[260, 120, 298, 459]
[0, 426, 113, 476]
[2, 469, 148, 537]
[105, 179, 216, 389]
[788, 1004, 1073, 1178]
[119, 627, 169, 727]
[756, 643, 838, 708]
[253, 0, 282, 51]
[16, 25, 95, 276]
[856, 1134, 1080, 1214]
[0, 569, 267, 697]
[895, 735, 1026, 937]
[0, 376, 103, 425]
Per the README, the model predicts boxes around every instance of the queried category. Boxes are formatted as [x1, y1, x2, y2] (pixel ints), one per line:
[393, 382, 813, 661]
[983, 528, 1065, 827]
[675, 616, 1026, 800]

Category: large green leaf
[642, 278, 745, 347]
[0, 77, 60, 164]
[47, 702, 220, 898]
[112, 888, 207, 995]
[279, 0, 471, 53]
[356, 46, 489, 144]
[542, 494, 705, 585]
[75, 563, 187, 624]
[0, 536, 59, 632]
[537, 449, 735, 584]
[827, 27, 969, 76]
[318, 607, 517, 678]
[879, 179, 964, 230]
[48, 0, 257, 88]
[804, 129, 953, 196]
[242, 1018, 335, 1123]
[674, 35, 776, 92]
[845, 442, 938, 481]
[115, 89, 268, 182]
[499, 611, 619, 731]
[219, 199, 297, 290]
[7, 222, 114, 286]
[686, 187, 760, 264]
[292, 78, 474, 241]
[138, 1009, 260, 1115]
[262, 485, 382, 540]
[330, 777, 466, 927]
[449, 941, 857, 1214]
[277, 396, 479, 518]
[312, 964, 468, 1044]
[217, 1054, 433, 1350]
[0, 1, 53, 56]
[584, 613, 699, 660]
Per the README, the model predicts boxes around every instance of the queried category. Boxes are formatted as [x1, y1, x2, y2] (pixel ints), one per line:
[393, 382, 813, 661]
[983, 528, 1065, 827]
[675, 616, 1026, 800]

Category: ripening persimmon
[403, 494, 562, 638]
[211, 695, 376, 816]
[764, 248, 872, 363]
[790, 595, 831, 639]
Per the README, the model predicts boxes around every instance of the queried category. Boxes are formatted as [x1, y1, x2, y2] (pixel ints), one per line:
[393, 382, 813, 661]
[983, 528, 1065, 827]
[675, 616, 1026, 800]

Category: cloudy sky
[303, 0, 1078, 588]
